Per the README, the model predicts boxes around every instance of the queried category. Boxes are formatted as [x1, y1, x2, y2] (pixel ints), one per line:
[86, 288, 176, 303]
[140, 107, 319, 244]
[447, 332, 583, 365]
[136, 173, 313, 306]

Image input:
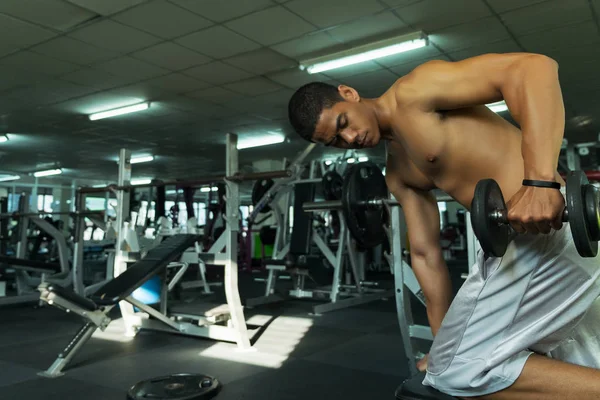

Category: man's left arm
[406, 52, 565, 233]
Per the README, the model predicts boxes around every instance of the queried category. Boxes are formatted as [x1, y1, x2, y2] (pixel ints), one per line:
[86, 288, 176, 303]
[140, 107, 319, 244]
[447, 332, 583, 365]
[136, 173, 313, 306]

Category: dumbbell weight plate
[471, 179, 511, 257]
[566, 170, 598, 257]
[585, 185, 600, 241]
[341, 161, 388, 249]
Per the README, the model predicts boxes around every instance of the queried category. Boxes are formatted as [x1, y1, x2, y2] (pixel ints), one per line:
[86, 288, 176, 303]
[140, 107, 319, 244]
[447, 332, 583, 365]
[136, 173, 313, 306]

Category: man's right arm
[388, 180, 452, 336]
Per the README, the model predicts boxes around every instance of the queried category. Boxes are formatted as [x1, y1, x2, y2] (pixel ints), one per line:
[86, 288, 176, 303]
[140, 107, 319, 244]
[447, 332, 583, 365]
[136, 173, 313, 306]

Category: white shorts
[423, 221, 600, 397]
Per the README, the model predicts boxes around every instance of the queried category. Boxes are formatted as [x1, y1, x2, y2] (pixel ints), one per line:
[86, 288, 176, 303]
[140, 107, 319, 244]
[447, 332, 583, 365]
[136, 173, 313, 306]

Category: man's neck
[362, 96, 396, 141]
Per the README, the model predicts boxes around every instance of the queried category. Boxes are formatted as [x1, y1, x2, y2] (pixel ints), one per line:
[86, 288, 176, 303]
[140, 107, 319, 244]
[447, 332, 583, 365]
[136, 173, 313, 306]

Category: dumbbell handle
[490, 208, 569, 224]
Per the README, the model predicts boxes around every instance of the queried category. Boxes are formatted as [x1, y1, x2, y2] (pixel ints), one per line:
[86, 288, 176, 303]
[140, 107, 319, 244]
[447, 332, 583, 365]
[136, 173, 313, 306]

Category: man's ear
[338, 85, 360, 102]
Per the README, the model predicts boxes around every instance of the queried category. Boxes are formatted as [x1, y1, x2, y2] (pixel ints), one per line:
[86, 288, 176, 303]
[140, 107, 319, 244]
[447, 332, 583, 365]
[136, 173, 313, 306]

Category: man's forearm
[411, 254, 453, 336]
[502, 55, 564, 180]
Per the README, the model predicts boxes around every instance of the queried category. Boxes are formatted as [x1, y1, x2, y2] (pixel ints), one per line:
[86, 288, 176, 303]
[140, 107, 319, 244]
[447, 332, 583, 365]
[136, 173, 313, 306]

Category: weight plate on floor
[127, 373, 221, 400]
[470, 179, 510, 257]
[252, 178, 275, 213]
[566, 171, 597, 257]
[322, 171, 344, 200]
[341, 161, 388, 248]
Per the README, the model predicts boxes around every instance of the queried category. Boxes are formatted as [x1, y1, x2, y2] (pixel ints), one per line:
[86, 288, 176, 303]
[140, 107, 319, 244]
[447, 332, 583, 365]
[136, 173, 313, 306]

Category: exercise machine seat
[46, 284, 98, 311]
[395, 372, 458, 400]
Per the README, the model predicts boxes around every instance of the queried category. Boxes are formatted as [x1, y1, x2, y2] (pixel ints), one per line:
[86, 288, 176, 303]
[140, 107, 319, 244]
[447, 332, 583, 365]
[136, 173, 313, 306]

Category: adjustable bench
[38, 234, 199, 378]
[395, 372, 457, 400]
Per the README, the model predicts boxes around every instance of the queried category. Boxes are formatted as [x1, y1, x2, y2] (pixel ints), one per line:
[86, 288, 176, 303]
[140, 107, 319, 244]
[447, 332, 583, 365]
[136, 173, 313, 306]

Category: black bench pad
[47, 284, 98, 311]
[91, 234, 199, 306]
[395, 372, 457, 400]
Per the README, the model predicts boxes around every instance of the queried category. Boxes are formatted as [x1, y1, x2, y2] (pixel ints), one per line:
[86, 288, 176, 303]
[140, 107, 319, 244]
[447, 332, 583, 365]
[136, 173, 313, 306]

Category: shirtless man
[287, 52, 600, 399]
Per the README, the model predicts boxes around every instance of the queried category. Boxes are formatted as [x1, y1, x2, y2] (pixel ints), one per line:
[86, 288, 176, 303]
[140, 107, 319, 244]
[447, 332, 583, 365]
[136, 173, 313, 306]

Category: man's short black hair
[288, 82, 343, 142]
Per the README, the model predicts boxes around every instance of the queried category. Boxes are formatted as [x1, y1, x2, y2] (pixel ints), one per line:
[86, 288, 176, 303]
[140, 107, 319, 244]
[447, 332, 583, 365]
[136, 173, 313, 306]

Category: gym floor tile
[0, 327, 196, 371]
[67, 341, 270, 390]
[0, 377, 125, 400]
[304, 333, 411, 377]
[288, 308, 399, 333]
[215, 359, 401, 400]
[0, 360, 39, 388]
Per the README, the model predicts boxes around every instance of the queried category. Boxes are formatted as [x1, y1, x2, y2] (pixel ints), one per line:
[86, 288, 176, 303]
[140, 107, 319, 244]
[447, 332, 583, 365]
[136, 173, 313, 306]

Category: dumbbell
[470, 170, 600, 258]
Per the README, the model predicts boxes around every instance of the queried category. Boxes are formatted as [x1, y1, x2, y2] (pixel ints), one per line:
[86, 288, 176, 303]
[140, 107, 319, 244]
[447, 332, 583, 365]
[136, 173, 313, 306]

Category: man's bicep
[407, 53, 530, 111]
[392, 185, 441, 258]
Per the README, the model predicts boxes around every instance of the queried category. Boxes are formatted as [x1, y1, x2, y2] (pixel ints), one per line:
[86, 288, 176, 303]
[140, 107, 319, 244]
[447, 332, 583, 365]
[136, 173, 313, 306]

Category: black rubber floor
[0, 272, 417, 400]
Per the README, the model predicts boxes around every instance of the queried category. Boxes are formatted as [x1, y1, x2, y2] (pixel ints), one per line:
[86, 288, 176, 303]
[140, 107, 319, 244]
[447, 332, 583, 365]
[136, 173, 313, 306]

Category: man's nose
[340, 129, 359, 144]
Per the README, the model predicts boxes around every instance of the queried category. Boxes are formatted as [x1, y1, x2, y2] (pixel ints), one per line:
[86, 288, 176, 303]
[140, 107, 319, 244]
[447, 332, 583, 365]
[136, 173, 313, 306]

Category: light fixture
[237, 132, 285, 150]
[300, 32, 427, 74]
[33, 168, 62, 177]
[347, 158, 356, 164]
[0, 174, 20, 182]
[89, 102, 150, 121]
[324, 160, 333, 166]
[486, 100, 508, 113]
[358, 156, 369, 162]
[200, 187, 219, 193]
[130, 155, 154, 164]
[166, 190, 178, 195]
[131, 178, 152, 185]
[0, 135, 8, 143]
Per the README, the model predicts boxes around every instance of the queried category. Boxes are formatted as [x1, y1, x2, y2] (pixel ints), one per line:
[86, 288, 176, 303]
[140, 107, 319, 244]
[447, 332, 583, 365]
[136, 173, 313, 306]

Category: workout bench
[38, 234, 199, 378]
[395, 372, 457, 400]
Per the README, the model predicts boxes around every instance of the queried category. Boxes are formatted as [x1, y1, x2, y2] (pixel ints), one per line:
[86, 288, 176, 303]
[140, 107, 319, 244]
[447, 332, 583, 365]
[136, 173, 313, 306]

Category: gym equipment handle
[489, 208, 569, 225]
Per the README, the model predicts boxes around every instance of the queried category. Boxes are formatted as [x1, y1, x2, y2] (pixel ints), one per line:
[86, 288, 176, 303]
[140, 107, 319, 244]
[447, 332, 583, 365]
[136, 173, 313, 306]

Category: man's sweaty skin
[311, 53, 600, 399]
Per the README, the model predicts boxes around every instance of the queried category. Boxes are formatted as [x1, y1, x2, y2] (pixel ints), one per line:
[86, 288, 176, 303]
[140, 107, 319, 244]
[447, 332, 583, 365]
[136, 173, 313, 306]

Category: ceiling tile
[143, 73, 212, 92]
[60, 68, 141, 89]
[94, 56, 170, 80]
[131, 42, 211, 71]
[0, 65, 48, 92]
[518, 20, 599, 55]
[175, 26, 261, 59]
[182, 61, 254, 85]
[486, 0, 551, 13]
[224, 48, 297, 75]
[285, 0, 384, 29]
[267, 68, 330, 89]
[379, 0, 422, 6]
[500, 0, 590, 36]
[270, 32, 342, 59]
[105, 82, 169, 101]
[113, 0, 213, 39]
[0, 14, 57, 55]
[226, 6, 315, 46]
[448, 39, 522, 61]
[223, 77, 283, 96]
[370, 44, 441, 68]
[0, 0, 98, 31]
[9, 80, 96, 106]
[31, 37, 120, 65]
[429, 17, 511, 52]
[388, 55, 451, 76]
[319, 61, 384, 80]
[170, 0, 275, 23]
[394, 0, 492, 32]
[327, 11, 407, 44]
[0, 51, 81, 77]
[66, 0, 148, 16]
[186, 87, 245, 104]
[68, 19, 162, 53]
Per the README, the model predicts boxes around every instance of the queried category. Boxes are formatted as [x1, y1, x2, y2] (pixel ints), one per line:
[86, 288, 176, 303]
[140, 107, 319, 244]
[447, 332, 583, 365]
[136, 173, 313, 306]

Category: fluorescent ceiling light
[324, 160, 333, 166]
[347, 158, 356, 164]
[33, 168, 62, 177]
[131, 178, 152, 185]
[89, 102, 150, 121]
[166, 190, 178, 195]
[358, 156, 369, 162]
[0, 174, 20, 182]
[92, 184, 107, 188]
[486, 100, 508, 113]
[0, 135, 8, 143]
[130, 155, 154, 164]
[300, 32, 427, 74]
[200, 187, 219, 193]
[237, 132, 285, 150]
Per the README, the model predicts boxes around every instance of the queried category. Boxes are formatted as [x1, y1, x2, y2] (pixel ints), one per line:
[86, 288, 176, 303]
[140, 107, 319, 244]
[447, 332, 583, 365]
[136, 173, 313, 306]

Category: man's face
[312, 98, 380, 149]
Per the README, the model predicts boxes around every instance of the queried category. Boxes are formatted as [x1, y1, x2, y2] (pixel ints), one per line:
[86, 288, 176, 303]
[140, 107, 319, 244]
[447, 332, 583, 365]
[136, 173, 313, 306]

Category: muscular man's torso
[387, 104, 563, 209]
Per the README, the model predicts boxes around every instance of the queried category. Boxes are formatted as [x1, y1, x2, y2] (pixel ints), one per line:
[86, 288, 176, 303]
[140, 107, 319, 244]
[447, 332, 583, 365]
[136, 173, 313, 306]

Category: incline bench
[395, 372, 457, 400]
[38, 234, 199, 378]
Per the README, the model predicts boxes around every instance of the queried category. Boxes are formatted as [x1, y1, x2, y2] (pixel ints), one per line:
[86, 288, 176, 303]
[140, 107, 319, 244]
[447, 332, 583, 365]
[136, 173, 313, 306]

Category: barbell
[304, 162, 600, 257]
